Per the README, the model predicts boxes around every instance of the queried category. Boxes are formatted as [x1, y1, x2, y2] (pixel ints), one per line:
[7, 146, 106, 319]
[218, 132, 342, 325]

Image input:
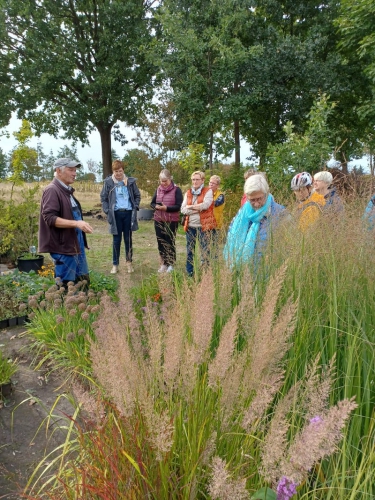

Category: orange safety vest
[186, 187, 217, 231]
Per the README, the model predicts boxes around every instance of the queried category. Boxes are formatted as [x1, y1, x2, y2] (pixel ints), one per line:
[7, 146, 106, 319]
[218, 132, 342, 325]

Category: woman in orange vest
[181, 170, 216, 277]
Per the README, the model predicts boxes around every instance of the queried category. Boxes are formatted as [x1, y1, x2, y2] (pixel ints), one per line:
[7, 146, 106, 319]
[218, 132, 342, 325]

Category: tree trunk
[341, 150, 348, 175]
[234, 120, 240, 167]
[209, 130, 213, 174]
[97, 123, 114, 179]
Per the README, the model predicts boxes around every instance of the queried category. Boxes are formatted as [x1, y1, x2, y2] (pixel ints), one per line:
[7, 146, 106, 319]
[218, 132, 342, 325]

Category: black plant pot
[0, 319, 8, 329]
[0, 381, 12, 399]
[8, 317, 17, 327]
[17, 255, 44, 273]
[137, 209, 154, 221]
[17, 315, 28, 326]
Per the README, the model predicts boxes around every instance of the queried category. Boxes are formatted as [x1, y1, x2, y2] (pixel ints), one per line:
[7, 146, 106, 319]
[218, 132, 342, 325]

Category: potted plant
[0, 350, 17, 400]
[0, 185, 44, 272]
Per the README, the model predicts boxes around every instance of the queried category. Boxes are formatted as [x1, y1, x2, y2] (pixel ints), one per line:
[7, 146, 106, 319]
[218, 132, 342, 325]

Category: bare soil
[0, 325, 74, 499]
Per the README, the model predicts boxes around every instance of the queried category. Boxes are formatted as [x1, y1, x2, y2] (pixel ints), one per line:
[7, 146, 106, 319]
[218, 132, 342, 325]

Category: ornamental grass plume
[282, 397, 358, 484]
[190, 270, 215, 365]
[208, 306, 239, 387]
[90, 293, 144, 417]
[208, 456, 248, 500]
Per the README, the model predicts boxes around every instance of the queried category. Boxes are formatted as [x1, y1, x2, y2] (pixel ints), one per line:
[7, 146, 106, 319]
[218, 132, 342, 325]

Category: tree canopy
[2, 0, 158, 178]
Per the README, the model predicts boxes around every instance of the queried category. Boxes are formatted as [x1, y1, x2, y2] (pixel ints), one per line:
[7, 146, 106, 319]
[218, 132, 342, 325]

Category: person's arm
[100, 182, 109, 214]
[55, 217, 93, 233]
[150, 190, 157, 209]
[188, 189, 213, 211]
[133, 181, 141, 209]
[181, 192, 195, 215]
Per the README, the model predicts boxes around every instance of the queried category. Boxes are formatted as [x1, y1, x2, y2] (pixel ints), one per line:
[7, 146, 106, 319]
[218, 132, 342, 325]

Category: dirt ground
[0, 326, 75, 499]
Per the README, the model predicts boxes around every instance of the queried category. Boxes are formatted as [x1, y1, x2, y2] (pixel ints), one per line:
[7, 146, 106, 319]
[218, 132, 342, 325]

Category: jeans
[154, 221, 178, 267]
[113, 210, 132, 265]
[185, 227, 211, 276]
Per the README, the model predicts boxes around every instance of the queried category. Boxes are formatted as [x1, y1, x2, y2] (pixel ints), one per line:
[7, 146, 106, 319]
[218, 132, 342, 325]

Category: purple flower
[276, 476, 298, 500]
[141, 307, 147, 312]
[309, 415, 323, 425]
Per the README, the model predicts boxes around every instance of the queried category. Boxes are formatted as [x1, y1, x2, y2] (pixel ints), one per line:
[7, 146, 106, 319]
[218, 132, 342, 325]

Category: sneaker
[110, 265, 118, 274]
[158, 265, 167, 273]
[126, 262, 134, 273]
[166, 266, 174, 273]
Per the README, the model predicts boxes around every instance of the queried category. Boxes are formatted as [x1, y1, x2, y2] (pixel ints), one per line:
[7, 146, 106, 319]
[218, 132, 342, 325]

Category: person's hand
[76, 220, 94, 233]
[156, 203, 167, 212]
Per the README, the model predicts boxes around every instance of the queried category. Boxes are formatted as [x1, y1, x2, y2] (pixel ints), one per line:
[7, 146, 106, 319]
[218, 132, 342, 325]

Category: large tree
[3, 0, 157, 178]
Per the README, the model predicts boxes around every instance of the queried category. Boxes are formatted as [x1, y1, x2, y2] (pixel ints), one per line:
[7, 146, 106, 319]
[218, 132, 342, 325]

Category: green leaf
[251, 486, 277, 500]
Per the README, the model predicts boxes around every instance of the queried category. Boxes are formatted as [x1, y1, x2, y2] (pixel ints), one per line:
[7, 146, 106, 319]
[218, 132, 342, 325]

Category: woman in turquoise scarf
[224, 174, 286, 268]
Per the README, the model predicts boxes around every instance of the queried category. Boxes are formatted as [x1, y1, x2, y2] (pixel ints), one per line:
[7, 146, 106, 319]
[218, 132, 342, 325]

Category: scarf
[191, 184, 204, 196]
[224, 194, 272, 267]
[112, 173, 127, 185]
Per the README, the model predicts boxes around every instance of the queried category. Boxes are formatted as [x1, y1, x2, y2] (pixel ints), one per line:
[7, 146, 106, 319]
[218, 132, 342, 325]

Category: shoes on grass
[158, 265, 167, 273]
[166, 266, 174, 273]
[126, 262, 134, 273]
[110, 265, 118, 274]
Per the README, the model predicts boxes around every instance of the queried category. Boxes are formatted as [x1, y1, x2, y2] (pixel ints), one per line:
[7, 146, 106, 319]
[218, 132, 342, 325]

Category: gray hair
[244, 174, 269, 195]
[314, 171, 333, 185]
[159, 169, 172, 181]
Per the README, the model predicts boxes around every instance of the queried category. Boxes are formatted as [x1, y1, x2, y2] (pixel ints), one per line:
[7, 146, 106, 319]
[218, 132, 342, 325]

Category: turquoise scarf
[224, 194, 272, 267]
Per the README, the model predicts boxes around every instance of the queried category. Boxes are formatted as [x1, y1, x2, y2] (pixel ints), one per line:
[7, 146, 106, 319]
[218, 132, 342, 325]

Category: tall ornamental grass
[23, 204, 371, 500]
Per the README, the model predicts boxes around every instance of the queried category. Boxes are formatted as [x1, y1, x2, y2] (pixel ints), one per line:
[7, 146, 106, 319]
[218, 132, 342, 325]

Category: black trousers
[154, 221, 179, 267]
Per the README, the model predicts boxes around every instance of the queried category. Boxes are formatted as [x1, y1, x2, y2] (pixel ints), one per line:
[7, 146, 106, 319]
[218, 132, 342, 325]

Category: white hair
[314, 171, 333, 184]
[244, 174, 269, 195]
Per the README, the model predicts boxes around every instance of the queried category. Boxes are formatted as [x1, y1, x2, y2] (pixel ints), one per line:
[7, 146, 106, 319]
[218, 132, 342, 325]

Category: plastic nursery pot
[17, 254, 44, 273]
[7, 317, 17, 327]
[0, 382, 12, 400]
[0, 319, 8, 329]
[137, 209, 154, 221]
[17, 316, 28, 326]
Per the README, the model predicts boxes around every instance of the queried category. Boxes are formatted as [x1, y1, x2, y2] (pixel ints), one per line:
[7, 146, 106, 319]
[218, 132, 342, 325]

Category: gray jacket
[100, 176, 141, 234]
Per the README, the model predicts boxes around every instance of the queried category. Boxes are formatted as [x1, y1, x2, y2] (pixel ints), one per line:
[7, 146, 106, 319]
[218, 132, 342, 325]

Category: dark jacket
[38, 178, 88, 255]
[100, 176, 141, 234]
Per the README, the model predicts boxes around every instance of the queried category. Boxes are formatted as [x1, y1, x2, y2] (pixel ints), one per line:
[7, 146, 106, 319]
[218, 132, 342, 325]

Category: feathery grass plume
[72, 383, 105, 423]
[242, 373, 284, 431]
[236, 267, 255, 338]
[219, 348, 248, 420]
[90, 294, 144, 416]
[208, 307, 239, 387]
[282, 397, 358, 484]
[190, 270, 215, 365]
[141, 396, 174, 462]
[208, 456, 248, 500]
[116, 274, 143, 358]
[260, 386, 299, 485]
[215, 259, 235, 321]
[242, 290, 297, 399]
[163, 295, 185, 388]
[142, 297, 163, 384]
[302, 354, 335, 421]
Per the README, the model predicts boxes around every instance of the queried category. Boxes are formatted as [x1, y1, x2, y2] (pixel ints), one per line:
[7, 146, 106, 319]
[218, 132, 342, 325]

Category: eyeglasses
[247, 195, 265, 204]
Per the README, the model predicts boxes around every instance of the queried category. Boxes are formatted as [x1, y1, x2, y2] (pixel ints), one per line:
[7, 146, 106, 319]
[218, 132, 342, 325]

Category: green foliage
[88, 270, 118, 298]
[123, 148, 163, 196]
[0, 351, 17, 385]
[26, 281, 102, 381]
[0, 185, 40, 259]
[336, 0, 375, 121]
[3, 0, 157, 177]
[177, 142, 206, 173]
[265, 94, 335, 192]
[8, 119, 40, 183]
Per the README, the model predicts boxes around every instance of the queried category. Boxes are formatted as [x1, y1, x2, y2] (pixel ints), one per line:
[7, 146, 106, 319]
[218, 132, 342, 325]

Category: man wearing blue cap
[39, 158, 93, 289]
